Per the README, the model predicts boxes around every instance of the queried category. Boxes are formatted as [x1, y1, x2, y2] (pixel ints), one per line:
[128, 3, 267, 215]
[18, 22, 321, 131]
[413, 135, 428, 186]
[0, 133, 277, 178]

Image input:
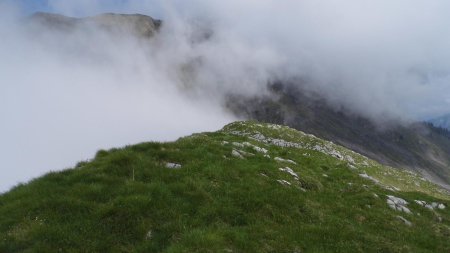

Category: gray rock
[277, 179, 291, 186]
[414, 200, 446, 210]
[279, 167, 299, 179]
[396, 216, 412, 226]
[359, 173, 380, 184]
[165, 163, 182, 169]
[274, 157, 297, 165]
[387, 195, 411, 214]
[146, 230, 152, 240]
[231, 149, 244, 159]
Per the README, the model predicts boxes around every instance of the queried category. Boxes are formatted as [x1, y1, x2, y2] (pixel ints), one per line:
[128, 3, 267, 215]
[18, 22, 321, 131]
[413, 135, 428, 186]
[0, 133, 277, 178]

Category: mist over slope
[0, 11, 238, 192]
[1, 3, 450, 250]
[2, 0, 450, 191]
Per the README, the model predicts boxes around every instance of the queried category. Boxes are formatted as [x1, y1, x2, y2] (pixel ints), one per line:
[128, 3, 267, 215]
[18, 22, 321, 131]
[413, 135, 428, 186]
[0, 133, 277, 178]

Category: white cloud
[0, 6, 236, 192]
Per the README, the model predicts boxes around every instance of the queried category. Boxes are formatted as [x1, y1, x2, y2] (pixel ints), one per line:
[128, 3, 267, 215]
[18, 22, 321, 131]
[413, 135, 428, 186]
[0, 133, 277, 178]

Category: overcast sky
[2, 0, 450, 192]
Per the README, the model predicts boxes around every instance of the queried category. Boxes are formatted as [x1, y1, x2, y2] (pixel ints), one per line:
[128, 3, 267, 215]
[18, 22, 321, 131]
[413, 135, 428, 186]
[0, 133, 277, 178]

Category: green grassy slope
[1, 121, 449, 252]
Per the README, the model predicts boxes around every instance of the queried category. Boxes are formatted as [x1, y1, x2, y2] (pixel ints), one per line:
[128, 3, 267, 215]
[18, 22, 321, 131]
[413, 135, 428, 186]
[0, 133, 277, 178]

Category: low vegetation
[1, 121, 449, 252]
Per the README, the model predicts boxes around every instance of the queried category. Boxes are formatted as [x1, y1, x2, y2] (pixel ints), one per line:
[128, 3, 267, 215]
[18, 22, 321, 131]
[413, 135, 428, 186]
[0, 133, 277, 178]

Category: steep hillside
[227, 84, 450, 190]
[1, 122, 449, 252]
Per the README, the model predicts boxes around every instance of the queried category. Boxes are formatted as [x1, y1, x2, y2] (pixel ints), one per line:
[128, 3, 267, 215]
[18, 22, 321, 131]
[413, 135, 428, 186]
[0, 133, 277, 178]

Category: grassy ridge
[0, 121, 449, 252]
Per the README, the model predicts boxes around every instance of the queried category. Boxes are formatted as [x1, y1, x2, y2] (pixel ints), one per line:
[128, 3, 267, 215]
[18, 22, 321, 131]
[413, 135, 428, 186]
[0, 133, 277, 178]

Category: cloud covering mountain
[2, 0, 450, 191]
[17, 0, 450, 119]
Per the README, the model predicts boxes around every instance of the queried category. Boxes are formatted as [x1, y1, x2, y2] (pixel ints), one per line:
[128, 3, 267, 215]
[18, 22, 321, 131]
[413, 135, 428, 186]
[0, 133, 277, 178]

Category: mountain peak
[29, 12, 162, 38]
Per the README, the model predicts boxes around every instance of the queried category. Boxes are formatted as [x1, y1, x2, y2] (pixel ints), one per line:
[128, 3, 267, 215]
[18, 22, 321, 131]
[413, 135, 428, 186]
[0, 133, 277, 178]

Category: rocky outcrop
[387, 195, 411, 214]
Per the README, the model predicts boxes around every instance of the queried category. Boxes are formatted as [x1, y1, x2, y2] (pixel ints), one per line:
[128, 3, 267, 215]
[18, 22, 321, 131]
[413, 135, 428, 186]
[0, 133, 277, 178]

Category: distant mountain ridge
[430, 113, 450, 130]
